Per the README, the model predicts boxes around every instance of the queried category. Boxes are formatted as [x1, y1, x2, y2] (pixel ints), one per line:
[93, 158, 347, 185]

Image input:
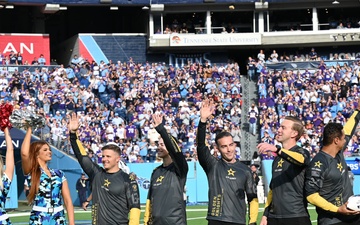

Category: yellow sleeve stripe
[143, 199, 151, 225]
[249, 198, 259, 223]
[343, 111, 358, 136]
[265, 189, 272, 208]
[129, 208, 141, 225]
[307, 193, 338, 213]
[76, 139, 87, 156]
[170, 135, 181, 153]
[281, 148, 305, 164]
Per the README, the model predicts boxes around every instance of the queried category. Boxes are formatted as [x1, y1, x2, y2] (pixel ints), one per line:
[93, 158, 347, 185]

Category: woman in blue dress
[21, 127, 74, 225]
[0, 127, 15, 224]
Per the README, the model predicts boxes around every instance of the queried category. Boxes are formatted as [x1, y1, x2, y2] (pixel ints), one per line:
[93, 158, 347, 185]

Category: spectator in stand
[261, 130, 274, 143]
[135, 155, 144, 163]
[38, 54, 46, 65]
[9, 51, 17, 65]
[230, 124, 242, 149]
[105, 123, 115, 142]
[53, 111, 63, 123]
[148, 141, 158, 162]
[138, 137, 148, 162]
[51, 122, 63, 149]
[148, 124, 160, 143]
[309, 48, 317, 61]
[257, 50, 265, 64]
[248, 104, 258, 136]
[270, 50, 279, 63]
[247, 57, 257, 81]
[126, 121, 137, 141]
[337, 22, 345, 29]
[17, 52, 24, 65]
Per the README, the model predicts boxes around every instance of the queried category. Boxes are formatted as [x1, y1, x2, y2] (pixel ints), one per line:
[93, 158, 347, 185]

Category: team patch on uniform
[227, 168, 236, 176]
[132, 184, 138, 191]
[156, 176, 165, 183]
[337, 163, 343, 172]
[314, 161, 322, 168]
[129, 173, 136, 181]
[277, 159, 284, 168]
[103, 179, 111, 187]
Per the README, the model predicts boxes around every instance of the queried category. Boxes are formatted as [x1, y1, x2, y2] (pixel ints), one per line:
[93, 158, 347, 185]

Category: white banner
[170, 33, 261, 46]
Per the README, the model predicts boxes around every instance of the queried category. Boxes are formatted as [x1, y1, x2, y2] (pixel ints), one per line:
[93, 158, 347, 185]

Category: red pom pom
[0, 103, 14, 131]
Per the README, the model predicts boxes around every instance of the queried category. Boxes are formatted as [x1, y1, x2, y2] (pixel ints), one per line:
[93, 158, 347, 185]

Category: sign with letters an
[0, 34, 50, 65]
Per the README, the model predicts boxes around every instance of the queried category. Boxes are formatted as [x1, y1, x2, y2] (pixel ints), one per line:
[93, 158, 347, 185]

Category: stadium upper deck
[0, 0, 359, 66]
[3, 0, 358, 5]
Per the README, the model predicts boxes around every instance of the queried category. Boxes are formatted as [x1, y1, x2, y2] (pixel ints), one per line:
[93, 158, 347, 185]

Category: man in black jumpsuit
[76, 173, 88, 207]
[144, 114, 188, 225]
[69, 113, 140, 225]
[305, 107, 360, 225]
[257, 116, 311, 225]
[197, 99, 258, 225]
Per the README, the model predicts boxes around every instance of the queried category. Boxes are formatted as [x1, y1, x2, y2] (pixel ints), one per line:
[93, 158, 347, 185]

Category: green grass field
[7, 204, 319, 224]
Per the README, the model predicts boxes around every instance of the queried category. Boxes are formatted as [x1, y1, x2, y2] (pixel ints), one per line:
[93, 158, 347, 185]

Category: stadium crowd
[252, 49, 360, 160]
[0, 55, 242, 164]
[2, 49, 360, 166]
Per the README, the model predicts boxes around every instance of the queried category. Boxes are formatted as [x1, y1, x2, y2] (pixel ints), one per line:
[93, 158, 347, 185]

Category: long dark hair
[27, 141, 49, 203]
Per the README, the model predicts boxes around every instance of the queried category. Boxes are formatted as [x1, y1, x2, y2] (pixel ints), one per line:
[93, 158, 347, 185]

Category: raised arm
[197, 99, 217, 172]
[3, 127, 14, 180]
[68, 113, 101, 179]
[152, 114, 188, 178]
[21, 127, 32, 175]
[342, 102, 360, 150]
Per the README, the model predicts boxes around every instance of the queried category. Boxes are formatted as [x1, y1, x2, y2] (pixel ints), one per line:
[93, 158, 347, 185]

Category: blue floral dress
[0, 173, 12, 224]
[27, 168, 67, 225]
